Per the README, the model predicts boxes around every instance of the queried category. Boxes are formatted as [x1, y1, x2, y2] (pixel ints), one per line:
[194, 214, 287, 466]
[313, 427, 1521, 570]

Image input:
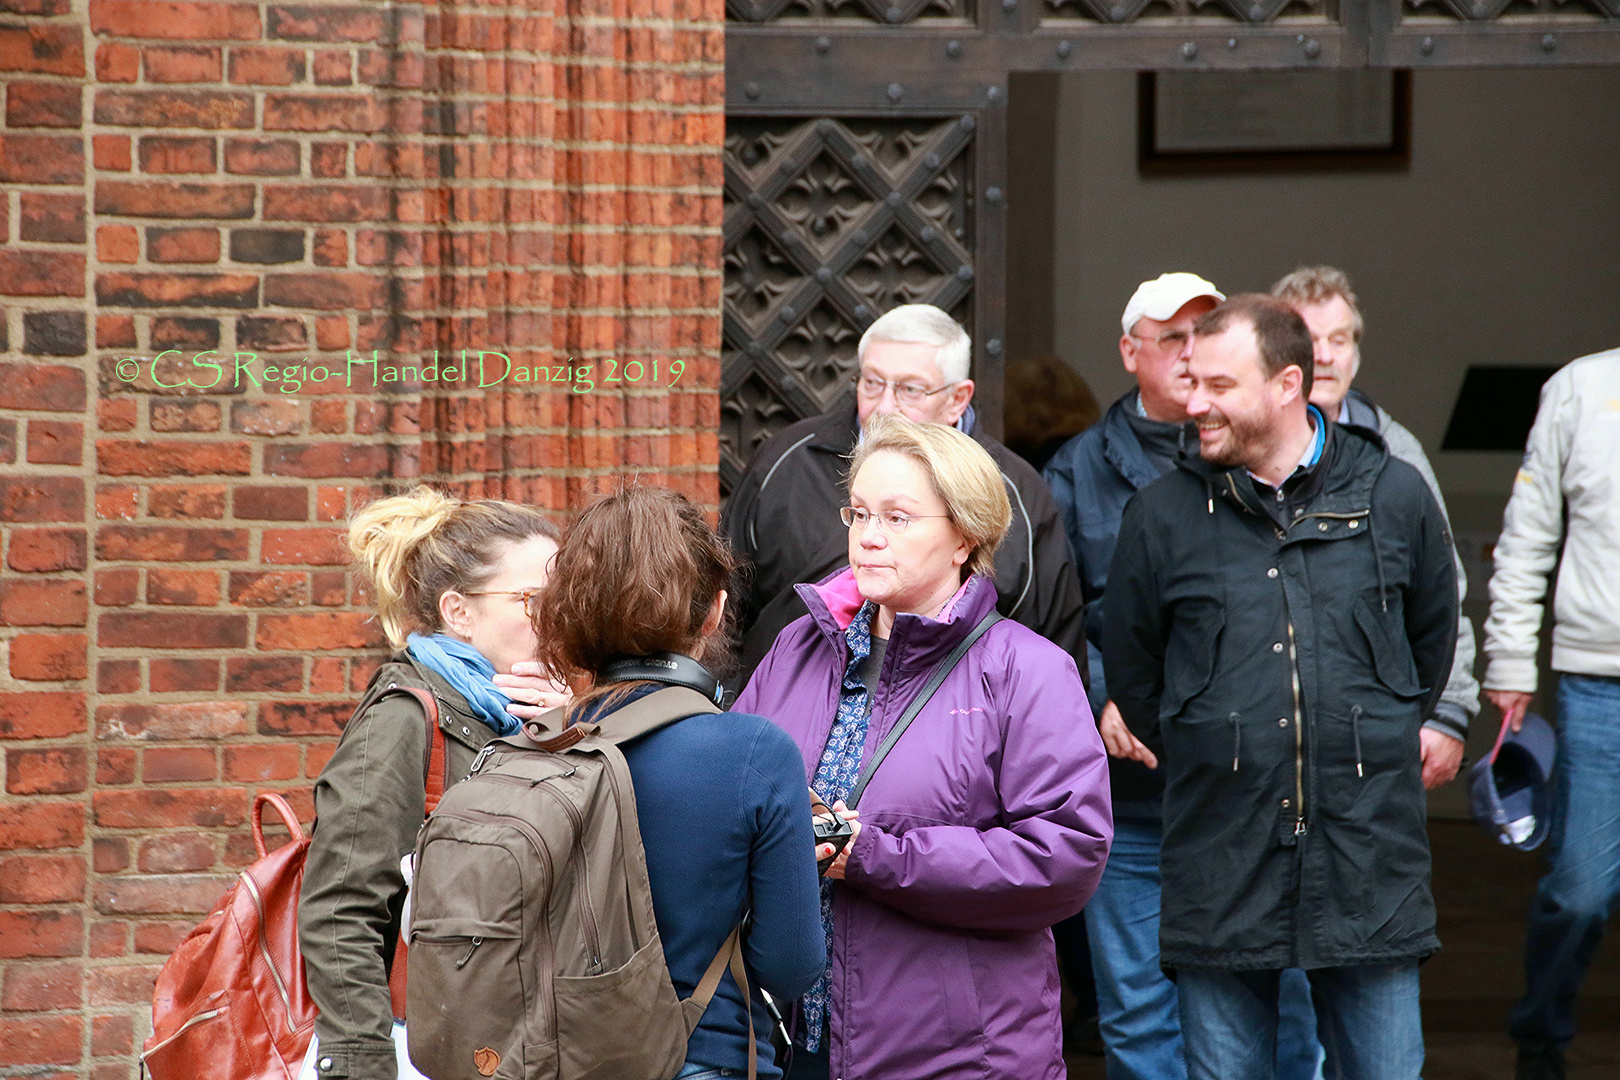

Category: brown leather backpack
[142, 686, 445, 1080]
[405, 686, 757, 1080]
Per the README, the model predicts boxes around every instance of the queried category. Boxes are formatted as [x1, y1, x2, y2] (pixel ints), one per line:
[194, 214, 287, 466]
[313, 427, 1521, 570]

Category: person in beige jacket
[1481, 347, 1620, 1080]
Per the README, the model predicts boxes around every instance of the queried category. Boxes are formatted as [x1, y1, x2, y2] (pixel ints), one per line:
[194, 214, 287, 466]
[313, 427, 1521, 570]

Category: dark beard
[1201, 406, 1272, 470]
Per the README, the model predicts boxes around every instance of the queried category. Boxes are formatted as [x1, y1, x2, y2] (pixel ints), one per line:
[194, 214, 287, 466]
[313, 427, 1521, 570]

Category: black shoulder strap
[847, 611, 1003, 810]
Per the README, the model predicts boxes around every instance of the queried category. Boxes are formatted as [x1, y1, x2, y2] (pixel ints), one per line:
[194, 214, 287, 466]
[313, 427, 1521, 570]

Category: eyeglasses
[853, 373, 958, 407]
[464, 589, 541, 618]
[1129, 329, 1193, 352]
[840, 506, 950, 533]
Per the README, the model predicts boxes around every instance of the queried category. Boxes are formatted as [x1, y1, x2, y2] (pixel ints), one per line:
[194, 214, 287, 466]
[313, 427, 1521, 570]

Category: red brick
[148, 657, 218, 692]
[258, 700, 350, 736]
[7, 82, 81, 128]
[95, 43, 137, 82]
[99, 612, 247, 649]
[1, 960, 82, 1012]
[147, 484, 226, 517]
[9, 633, 89, 681]
[0, 580, 87, 626]
[0, 419, 14, 464]
[96, 180, 254, 219]
[311, 229, 346, 266]
[149, 399, 223, 434]
[0, 134, 83, 183]
[96, 272, 257, 309]
[223, 743, 299, 780]
[97, 525, 247, 562]
[93, 133, 132, 170]
[306, 741, 335, 776]
[270, 4, 387, 41]
[146, 569, 221, 606]
[263, 442, 390, 477]
[133, 921, 192, 954]
[261, 527, 346, 565]
[19, 192, 85, 243]
[93, 838, 129, 873]
[0, 692, 86, 739]
[143, 45, 222, 83]
[230, 399, 301, 435]
[142, 748, 217, 783]
[87, 963, 162, 1007]
[147, 225, 223, 262]
[309, 654, 343, 690]
[0, 854, 86, 903]
[225, 655, 303, 693]
[97, 314, 137, 349]
[235, 486, 307, 520]
[311, 49, 351, 86]
[97, 441, 252, 477]
[0, 801, 83, 851]
[228, 571, 308, 607]
[6, 747, 86, 795]
[97, 659, 140, 694]
[137, 832, 215, 873]
[96, 749, 135, 785]
[97, 224, 138, 263]
[0, 249, 85, 296]
[0, 364, 85, 411]
[315, 316, 348, 349]
[264, 183, 387, 222]
[92, 1014, 133, 1056]
[311, 141, 346, 178]
[92, 873, 232, 915]
[0, 24, 84, 77]
[139, 137, 217, 176]
[0, 0, 72, 11]
[149, 316, 219, 349]
[26, 420, 82, 465]
[223, 137, 299, 175]
[95, 701, 248, 741]
[8, 529, 88, 572]
[0, 1014, 81, 1064]
[256, 612, 382, 651]
[229, 46, 303, 85]
[94, 788, 248, 829]
[89, 920, 126, 957]
[311, 570, 346, 606]
[0, 477, 83, 522]
[310, 400, 346, 433]
[90, 0, 261, 40]
[94, 568, 139, 606]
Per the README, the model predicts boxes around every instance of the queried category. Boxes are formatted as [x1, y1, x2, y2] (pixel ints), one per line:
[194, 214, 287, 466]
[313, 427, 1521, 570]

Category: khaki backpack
[405, 686, 757, 1080]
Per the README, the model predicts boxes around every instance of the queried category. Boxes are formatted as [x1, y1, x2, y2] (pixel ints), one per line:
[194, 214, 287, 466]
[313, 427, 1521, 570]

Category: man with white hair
[1271, 265, 1476, 786]
[723, 303, 1086, 684]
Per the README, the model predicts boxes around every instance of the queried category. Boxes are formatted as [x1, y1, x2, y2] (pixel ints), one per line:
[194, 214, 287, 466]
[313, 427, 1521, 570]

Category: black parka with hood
[1103, 420, 1458, 971]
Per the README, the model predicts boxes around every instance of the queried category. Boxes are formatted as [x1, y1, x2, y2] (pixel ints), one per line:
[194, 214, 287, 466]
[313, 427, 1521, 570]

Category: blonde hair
[847, 414, 1010, 580]
[1270, 265, 1363, 341]
[347, 486, 559, 649]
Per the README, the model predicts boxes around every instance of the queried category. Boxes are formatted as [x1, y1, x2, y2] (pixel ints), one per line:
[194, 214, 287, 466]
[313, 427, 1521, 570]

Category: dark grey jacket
[298, 658, 501, 1080]
[1104, 421, 1458, 970]
[722, 401, 1087, 685]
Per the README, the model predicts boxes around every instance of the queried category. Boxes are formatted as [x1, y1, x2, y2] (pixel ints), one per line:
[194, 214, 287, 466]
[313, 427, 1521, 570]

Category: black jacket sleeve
[1399, 477, 1461, 723]
[1101, 493, 1166, 751]
[1013, 474, 1090, 673]
[720, 446, 767, 634]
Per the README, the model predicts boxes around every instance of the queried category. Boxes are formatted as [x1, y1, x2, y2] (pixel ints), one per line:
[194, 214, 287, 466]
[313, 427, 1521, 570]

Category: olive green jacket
[298, 656, 503, 1080]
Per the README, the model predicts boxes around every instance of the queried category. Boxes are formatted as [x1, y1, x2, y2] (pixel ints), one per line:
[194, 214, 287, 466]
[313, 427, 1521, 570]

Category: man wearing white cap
[1046, 274, 1325, 1080]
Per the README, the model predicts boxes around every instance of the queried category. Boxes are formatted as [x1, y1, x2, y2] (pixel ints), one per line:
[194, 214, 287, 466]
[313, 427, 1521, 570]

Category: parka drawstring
[1351, 705, 1365, 778]
[1230, 712, 1241, 771]
[1205, 478, 1215, 515]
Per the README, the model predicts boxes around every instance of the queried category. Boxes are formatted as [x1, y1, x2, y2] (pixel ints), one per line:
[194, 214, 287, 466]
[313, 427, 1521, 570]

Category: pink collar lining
[812, 569, 974, 632]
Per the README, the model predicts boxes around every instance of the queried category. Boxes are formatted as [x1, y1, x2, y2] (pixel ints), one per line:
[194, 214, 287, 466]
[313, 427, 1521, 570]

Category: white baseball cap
[1121, 273, 1225, 335]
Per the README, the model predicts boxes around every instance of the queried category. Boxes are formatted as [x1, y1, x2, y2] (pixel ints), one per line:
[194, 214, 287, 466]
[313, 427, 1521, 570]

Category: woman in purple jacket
[737, 413, 1113, 1080]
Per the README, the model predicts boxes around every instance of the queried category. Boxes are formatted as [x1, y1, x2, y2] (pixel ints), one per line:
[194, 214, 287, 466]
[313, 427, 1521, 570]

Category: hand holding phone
[810, 790, 855, 875]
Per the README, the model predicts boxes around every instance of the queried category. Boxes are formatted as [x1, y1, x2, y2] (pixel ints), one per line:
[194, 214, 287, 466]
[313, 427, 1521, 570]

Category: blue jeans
[1178, 963, 1423, 1080]
[1086, 817, 1323, 1080]
[1509, 673, 1620, 1052]
[675, 1065, 744, 1079]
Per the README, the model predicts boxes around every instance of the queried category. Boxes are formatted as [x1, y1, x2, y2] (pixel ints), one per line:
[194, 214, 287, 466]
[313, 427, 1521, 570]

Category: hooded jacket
[736, 570, 1111, 1079]
[722, 401, 1087, 685]
[1104, 420, 1457, 970]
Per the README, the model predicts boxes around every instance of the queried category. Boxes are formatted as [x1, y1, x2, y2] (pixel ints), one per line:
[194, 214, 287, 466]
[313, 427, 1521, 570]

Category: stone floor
[1064, 820, 1620, 1079]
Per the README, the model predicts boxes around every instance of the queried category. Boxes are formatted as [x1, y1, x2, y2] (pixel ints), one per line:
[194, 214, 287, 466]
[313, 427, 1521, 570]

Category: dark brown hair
[1194, 293, 1315, 400]
[347, 485, 560, 649]
[536, 485, 737, 718]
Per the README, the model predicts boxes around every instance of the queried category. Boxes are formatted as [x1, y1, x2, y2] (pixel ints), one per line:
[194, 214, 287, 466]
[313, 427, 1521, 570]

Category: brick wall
[0, 0, 723, 1073]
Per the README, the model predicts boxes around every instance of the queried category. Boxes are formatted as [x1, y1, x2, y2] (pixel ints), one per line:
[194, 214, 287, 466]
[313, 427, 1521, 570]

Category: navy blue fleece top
[606, 695, 825, 1077]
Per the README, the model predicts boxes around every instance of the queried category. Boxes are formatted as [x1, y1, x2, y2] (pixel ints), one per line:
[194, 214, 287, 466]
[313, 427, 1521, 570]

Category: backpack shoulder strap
[847, 611, 1002, 811]
[685, 925, 757, 1080]
[532, 686, 721, 752]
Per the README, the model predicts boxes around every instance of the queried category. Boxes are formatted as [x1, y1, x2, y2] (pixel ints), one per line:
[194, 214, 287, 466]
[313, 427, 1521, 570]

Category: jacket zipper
[1287, 620, 1306, 836]
[433, 808, 557, 1041]
[461, 771, 601, 968]
[412, 933, 487, 969]
[140, 1001, 229, 1060]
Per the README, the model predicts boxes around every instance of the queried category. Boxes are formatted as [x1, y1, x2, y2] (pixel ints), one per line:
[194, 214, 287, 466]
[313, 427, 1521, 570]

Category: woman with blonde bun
[298, 486, 564, 1080]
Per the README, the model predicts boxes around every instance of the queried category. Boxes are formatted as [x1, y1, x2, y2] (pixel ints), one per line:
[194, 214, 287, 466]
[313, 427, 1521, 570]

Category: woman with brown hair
[535, 485, 826, 1080]
[299, 486, 567, 1080]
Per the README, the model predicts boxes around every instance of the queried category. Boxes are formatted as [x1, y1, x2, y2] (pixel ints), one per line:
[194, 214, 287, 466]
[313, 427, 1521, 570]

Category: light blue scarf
[405, 633, 519, 737]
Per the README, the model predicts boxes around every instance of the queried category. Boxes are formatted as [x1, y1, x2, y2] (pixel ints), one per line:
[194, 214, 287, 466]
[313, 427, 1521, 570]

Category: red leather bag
[142, 687, 445, 1080]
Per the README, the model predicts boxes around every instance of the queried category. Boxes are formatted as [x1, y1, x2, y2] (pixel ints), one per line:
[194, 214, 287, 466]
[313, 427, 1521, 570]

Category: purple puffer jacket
[736, 569, 1112, 1080]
